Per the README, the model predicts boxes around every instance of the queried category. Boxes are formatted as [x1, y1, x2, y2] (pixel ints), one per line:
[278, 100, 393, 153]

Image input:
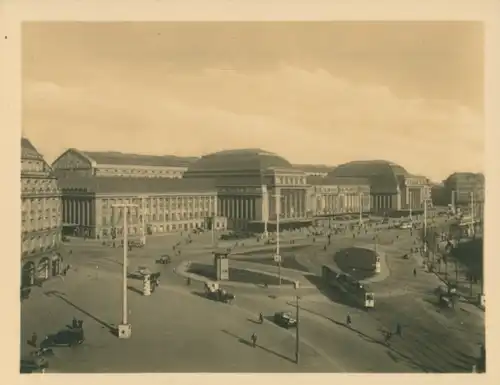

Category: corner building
[21, 138, 63, 288]
[329, 160, 431, 214]
[184, 149, 312, 232]
[443, 172, 484, 217]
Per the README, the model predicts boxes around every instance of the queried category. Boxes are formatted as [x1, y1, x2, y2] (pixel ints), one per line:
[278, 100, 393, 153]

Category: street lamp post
[295, 294, 300, 364]
[273, 188, 282, 287]
[140, 196, 147, 246]
[359, 192, 364, 226]
[112, 203, 138, 339]
[470, 191, 475, 237]
[409, 190, 412, 222]
[423, 197, 428, 254]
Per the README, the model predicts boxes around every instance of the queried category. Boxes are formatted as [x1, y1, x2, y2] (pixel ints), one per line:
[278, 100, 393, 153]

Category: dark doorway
[21, 262, 36, 288]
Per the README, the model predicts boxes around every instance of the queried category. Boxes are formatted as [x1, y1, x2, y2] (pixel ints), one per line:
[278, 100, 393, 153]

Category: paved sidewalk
[20, 265, 334, 373]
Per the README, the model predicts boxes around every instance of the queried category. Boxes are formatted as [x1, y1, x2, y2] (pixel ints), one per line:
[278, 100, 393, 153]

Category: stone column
[86, 200, 91, 227]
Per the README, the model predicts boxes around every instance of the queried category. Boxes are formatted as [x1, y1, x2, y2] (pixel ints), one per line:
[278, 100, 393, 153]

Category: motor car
[273, 311, 297, 328]
[156, 255, 172, 264]
[41, 329, 84, 348]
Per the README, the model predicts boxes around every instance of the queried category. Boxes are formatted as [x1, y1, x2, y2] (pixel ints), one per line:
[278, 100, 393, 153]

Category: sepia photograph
[17, 19, 486, 374]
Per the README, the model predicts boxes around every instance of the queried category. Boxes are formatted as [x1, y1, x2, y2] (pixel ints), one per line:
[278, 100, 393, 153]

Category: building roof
[78, 150, 197, 168]
[293, 164, 336, 173]
[58, 176, 217, 194]
[308, 175, 370, 186]
[329, 160, 409, 193]
[185, 148, 294, 174]
[21, 138, 44, 160]
[445, 172, 485, 185]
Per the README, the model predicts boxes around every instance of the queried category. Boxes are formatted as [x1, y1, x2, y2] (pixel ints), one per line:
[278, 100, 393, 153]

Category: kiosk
[213, 250, 230, 281]
[142, 274, 151, 296]
[375, 256, 381, 273]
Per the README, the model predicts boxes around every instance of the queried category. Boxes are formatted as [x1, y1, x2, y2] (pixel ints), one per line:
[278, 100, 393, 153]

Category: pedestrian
[346, 313, 352, 328]
[396, 322, 402, 337]
[251, 332, 257, 348]
[259, 312, 264, 324]
[72, 317, 78, 329]
[30, 332, 38, 348]
[413, 268, 417, 277]
[384, 331, 392, 345]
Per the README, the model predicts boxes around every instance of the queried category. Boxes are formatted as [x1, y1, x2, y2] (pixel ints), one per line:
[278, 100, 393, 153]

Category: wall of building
[61, 193, 225, 239]
[21, 141, 64, 288]
[21, 174, 63, 258]
[309, 184, 371, 215]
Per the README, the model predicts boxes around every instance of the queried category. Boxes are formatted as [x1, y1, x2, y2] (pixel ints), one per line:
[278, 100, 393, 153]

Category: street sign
[273, 254, 282, 263]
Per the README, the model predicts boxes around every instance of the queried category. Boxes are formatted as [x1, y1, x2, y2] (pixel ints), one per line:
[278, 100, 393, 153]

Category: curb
[174, 261, 308, 289]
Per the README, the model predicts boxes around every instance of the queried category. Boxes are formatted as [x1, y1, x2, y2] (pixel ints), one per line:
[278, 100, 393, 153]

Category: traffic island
[334, 247, 378, 281]
[232, 255, 310, 273]
[186, 262, 295, 286]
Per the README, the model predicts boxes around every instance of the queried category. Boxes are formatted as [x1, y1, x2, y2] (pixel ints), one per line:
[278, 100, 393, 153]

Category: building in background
[293, 164, 336, 178]
[52, 149, 197, 179]
[307, 176, 371, 216]
[328, 160, 431, 215]
[57, 176, 226, 239]
[21, 138, 63, 288]
[443, 172, 485, 217]
[184, 149, 312, 232]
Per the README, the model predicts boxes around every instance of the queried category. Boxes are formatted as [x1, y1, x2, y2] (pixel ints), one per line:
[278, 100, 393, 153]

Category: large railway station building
[51, 148, 433, 235]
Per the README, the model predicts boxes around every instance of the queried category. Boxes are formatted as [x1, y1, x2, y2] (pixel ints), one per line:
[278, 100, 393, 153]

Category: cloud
[22, 66, 483, 180]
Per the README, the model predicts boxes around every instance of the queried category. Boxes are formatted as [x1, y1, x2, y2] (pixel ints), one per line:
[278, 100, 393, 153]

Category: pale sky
[22, 22, 484, 181]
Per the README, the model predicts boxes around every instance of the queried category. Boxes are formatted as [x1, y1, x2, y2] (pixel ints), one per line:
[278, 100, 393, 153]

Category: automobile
[41, 328, 84, 348]
[156, 255, 172, 264]
[273, 311, 297, 329]
[204, 282, 235, 304]
[128, 239, 144, 248]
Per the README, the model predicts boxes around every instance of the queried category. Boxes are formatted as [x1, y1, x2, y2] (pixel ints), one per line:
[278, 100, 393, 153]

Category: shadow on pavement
[44, 291, 117, 336]
[289, 301, 439, 372]
[220, 329, 295, 364]
[127, 285, 143, 295]
[303, 274, 362, 310]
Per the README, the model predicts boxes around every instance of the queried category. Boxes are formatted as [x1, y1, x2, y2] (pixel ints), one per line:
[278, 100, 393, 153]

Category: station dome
[328, 160, 409, 193]
[185, 148, 293, 174]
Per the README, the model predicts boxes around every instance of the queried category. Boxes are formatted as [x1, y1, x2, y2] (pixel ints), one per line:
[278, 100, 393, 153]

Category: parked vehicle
[204, 282, 235, 304]
[41, 328, 84, 348]
[273, 311, 297, 329]
[156, 255, 172, 264]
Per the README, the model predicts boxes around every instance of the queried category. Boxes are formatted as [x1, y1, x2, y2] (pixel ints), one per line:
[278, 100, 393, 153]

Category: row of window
[22, 216, 62, 233]
[21, 232, 60, 255]
[21, 160, 46, 173]
[100, 196, 216, 209]
[275, 176, 307, 185]
[22, 197, 61, 212]
[101, 211, 212, 225]
[96, 167, 185, 177]
[101, 220, 223, 236]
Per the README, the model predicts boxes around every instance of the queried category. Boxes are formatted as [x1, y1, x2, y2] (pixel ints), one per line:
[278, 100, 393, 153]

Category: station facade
[57, 176, 226, 240]
[184, 149, 312, 232]
[328, 160, 431, 215]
